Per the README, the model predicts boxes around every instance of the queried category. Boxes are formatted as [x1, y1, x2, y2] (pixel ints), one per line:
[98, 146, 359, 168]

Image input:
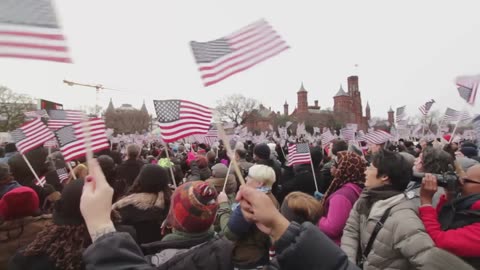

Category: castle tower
[106, 98, 115, 114]
[366, 101, 371, 120]
[388, 107, 395, 125]
[284, 100, 289, 116]
[333, 84, 351, 114]
[348, 75, 363, 126]
[140, 99, 148, 113]
[297, 82, 308, 113]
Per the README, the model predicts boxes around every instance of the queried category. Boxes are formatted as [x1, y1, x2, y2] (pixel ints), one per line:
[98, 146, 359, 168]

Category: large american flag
[190, 19, 289, 87]
[47, 110, 86, 130]
[0, 0, 71, 63]
[154, 99, 212, 143]
[455, 75, 479, 105]
[418, 99, 435, 116]
[11, 118, 54, 154]
[24, 109, 49, 119]
[54, 118, 109, 161]
[363, 130, 392, 145]
[287, 143, 311, 167]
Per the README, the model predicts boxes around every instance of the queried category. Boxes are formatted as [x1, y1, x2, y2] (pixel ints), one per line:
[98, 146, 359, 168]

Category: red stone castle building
[285, 75, 370, 131]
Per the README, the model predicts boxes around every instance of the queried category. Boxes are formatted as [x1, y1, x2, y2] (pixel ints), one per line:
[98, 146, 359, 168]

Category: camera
[412, 165, 460, 190]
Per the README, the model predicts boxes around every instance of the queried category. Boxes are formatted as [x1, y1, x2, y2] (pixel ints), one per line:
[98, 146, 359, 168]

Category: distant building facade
[104, 99, 150, 134]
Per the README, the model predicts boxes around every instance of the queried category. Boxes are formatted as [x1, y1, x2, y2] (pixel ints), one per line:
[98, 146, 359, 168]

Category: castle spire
[334, 84, 348, 97]
[297, 82, 307, 93]
[140, 99, 147, 113]
[106, 98, 115, 113]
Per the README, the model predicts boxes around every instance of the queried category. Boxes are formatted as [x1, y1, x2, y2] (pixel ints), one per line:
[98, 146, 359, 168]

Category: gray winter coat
[341, 193, 437, 270]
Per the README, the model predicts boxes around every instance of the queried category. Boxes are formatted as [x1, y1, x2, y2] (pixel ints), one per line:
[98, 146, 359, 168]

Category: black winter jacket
[82, 222, 359, 270]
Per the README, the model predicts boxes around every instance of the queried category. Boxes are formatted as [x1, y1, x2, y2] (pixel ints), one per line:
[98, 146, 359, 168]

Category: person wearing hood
[113, 164, 171, 244]
[341, 150, 442, 269]
[115, 144, 145, 187]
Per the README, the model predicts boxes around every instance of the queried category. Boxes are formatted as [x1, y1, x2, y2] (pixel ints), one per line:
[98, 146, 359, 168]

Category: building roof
[334, 84, 349, 97]
[366, 101, 370, 109]
[297, 82, 307, 93]
[388, 106, 394, 113]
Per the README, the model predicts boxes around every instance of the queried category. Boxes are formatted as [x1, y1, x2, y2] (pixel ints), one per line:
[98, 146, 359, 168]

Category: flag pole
[67, 162, 77, 180]
[216, 122, 246, 186]
[162, 142, 178, 189]
[22, 154, 43, 187]
[222, 161, 233, 192]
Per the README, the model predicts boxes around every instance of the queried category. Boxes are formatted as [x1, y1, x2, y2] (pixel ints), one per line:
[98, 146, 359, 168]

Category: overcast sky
[2, 0, 480, 119]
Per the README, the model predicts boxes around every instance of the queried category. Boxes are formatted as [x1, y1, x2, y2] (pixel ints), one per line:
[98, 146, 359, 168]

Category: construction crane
[63, 80, 122, 116]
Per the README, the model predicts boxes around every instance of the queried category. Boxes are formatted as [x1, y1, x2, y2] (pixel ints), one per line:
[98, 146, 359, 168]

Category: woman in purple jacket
[318, 151, 366, 244]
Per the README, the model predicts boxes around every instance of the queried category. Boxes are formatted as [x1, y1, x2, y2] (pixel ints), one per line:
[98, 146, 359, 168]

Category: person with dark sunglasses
[419, 164, 480, 268]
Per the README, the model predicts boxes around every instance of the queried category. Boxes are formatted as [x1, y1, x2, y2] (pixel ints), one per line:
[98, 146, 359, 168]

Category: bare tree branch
[215, 94, 260, 126]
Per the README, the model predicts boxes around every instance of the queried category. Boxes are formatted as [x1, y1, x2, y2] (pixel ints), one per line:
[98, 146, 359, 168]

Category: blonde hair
[282, 192, 322, 223]
[248, 164, 276, 188]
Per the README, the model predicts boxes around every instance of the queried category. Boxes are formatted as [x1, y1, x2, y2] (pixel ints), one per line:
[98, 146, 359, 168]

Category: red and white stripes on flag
[340, 127, 355, 141]
[190, 19, 290, 87]
[0, 0, 71, 63]
[321, 129, 335, 147]
[455, 74, 479, 105]
[363, 130, 393, 145]
[47, 110, 86, 130]
[204, 129, 218, 145]
[54, 118, 109, 161]
[287, 143, 311, 167]
[11, 118, 54, 154]
[443, 107, 471, 123]
[418, 99, 435, 116]
[35, 175, 46, 187]
[154, 99, 212, 143]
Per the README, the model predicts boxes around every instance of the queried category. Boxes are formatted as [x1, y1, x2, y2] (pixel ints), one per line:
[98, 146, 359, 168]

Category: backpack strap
[360, 206, 393, 264]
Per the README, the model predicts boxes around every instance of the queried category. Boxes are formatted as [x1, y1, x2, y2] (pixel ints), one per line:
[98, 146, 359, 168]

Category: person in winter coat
[218, 164, 279, 269]
[187, 156, 211, 181]
[9, 180, 91, 270]
[141, 181, 233, 269]
[0, 163, 21, 199]
[318, 151, 365, 245]
[419, 164, 480, 268]
[0, 187, 51, 269]
[115, 144, 145, 187]
[320, 140, 349, 193]
[206, 163, 237, 203]
[78, 159, 476, 270]
[277, 146, 325, 202]
[341, 150, 441, 269]
[112, 164, 171, 244]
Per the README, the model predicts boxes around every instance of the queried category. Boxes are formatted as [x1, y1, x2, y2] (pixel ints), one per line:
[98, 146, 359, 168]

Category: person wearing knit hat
[253, 143, 282, 201]
[8, 180, 91, 270]
[253, 143, 271, 161]
[0, 187, 52, 268]
[143, 181, 234, 268]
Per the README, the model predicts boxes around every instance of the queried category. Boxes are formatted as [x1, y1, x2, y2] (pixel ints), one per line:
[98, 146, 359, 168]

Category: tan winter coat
[341, 193, 437, 270]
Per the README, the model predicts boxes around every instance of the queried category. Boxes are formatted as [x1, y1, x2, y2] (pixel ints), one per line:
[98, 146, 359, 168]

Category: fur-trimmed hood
[113, 192, 166, 210]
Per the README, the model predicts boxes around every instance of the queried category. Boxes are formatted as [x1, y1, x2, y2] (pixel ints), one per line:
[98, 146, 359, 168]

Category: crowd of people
[1, 134, 480, 269]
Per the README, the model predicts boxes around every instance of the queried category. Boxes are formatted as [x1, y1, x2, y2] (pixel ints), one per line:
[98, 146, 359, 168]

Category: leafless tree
[0, 86, 36, 132]
[215, 94, 260, 126]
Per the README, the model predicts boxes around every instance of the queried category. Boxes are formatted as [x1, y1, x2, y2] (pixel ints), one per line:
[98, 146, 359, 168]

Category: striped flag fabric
[11, 118, 54, 154]
[154, 99, 212, 143]
[340, 127, 355, 141]
[56, 167, 69, 183]
[287, 143, 311, 167]
[321, 129, 335, 147]
[443, 107, 471, 123]
[0, 0, 71, 63]
[43, 138, 58, 148]
[418, 99, 435, 116]
[455, 75, 479, 105]
[363, 130, 392, 145]
[24, 109, 49, 119]
[190, 19, 289, 87]
[54, 118, 109, 161]
[47, 110, 86, 130]
[396, 106, 406, 123]
[473, 115, 480, 144]
[204, 129, 218, 146]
